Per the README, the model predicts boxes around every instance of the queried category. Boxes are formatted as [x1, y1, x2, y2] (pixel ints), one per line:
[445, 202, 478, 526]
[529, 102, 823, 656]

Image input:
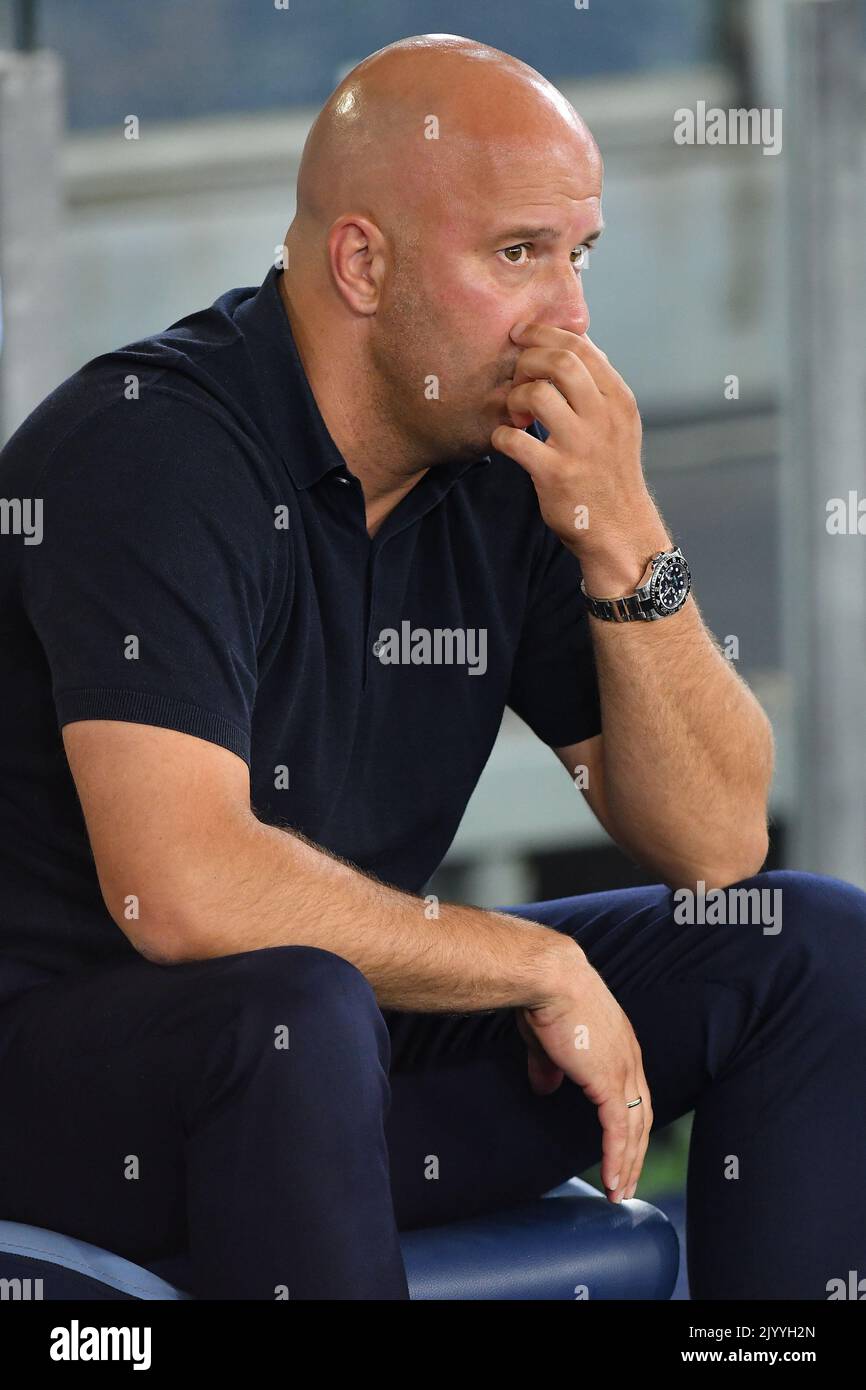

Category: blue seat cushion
[0, 1221, 192, 1300]
[0, 1177, 678, 1300]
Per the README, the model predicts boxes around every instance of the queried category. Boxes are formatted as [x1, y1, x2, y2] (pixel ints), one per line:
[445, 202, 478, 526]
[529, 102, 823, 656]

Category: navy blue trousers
[0, 868, 864, 1300]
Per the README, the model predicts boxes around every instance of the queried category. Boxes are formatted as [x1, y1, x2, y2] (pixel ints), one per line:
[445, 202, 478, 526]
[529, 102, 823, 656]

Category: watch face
[650, 553, 691, 613]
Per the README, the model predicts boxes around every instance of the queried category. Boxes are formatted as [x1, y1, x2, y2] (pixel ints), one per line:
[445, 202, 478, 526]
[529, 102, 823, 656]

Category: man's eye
[498, 243, 592, 269]
[499, 243, 531, 265]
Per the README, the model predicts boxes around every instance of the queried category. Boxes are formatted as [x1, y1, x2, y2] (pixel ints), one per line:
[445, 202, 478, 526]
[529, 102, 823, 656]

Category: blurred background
[1, 0, 863, 1298]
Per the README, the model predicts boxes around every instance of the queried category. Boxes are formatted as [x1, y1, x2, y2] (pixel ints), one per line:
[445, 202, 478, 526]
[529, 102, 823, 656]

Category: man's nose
[538, 272, 590, 337]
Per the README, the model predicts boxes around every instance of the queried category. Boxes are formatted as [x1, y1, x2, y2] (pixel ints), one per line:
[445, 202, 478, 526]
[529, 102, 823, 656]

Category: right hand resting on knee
[515, 952, 653, 1204]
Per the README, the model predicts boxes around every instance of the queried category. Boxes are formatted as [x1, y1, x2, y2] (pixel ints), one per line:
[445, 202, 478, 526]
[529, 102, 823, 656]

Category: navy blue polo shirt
[0, 264, 602, 976]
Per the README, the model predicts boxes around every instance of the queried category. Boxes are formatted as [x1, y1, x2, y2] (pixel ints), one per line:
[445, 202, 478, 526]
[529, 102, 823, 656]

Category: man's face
[369, 134, 604, 463]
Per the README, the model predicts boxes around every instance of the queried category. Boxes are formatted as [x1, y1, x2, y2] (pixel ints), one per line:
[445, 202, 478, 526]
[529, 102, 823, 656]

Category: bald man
[1, 35, 864, 1302]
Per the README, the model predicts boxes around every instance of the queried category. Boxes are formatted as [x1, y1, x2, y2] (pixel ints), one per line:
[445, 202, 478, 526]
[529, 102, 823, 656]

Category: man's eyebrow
[491, 224, 605, 245]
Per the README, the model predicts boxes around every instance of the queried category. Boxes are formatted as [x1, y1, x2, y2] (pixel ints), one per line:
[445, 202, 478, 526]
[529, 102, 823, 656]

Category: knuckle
[527, 380, 551, 406]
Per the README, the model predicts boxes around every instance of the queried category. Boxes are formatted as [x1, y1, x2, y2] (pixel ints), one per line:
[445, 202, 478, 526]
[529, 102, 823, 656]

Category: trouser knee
[730, 869, 866, 1030]
[179, 944, 390, 1121]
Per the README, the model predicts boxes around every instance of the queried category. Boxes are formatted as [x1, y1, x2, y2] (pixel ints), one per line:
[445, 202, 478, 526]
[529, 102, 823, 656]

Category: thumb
[516, 1009, 565, 1095]
[527, 1049, 565, 1096]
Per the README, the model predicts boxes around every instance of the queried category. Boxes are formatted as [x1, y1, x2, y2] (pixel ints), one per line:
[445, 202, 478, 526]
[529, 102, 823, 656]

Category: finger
[616, 1062, 650, 1200]
[626, 1123, 651, 1200]
[567, 333, 623, 397]
[598, 1095, 632, 1201]
[509, 345, 600, 418]
[615, 1079, 646, 1200]
[601, 1083, 645, 1203]
[489, 422, 554, 476]
[516, 1010, 565, 1094]
[624, 1126, 650, 1200]
[509, 323, 621, 397]
[617, 1097, 644, 1203]
[528, 1051, 565, 1095]
[622, 1071, 653, 1198]
[505, 378, 577, 437]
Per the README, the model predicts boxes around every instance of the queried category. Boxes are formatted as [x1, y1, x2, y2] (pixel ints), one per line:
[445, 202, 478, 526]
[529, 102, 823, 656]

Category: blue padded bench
[0, 1176, 679, 1300]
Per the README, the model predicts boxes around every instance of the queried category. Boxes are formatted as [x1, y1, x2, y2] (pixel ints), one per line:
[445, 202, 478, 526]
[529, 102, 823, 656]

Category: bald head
[293, 33, 598, 251]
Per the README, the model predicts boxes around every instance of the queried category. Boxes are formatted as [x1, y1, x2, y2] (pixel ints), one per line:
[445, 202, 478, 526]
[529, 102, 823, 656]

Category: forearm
[593, 597, 773, 883]
[581, 525, 774, 886]
[491, 324, 773, 887]
[153, 815, 581, 1011]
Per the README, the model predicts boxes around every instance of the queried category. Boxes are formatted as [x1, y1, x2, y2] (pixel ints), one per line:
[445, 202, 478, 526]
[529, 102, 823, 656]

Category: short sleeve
[506, 524, 603, 748]
[21, 395, 279, 766]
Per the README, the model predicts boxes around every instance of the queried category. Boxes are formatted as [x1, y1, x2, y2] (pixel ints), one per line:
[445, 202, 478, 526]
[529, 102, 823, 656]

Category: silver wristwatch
[579, 547, 691, 622]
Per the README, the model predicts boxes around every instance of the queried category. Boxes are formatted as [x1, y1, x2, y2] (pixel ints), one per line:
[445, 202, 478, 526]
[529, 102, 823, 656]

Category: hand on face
[492, 323, 663, 570]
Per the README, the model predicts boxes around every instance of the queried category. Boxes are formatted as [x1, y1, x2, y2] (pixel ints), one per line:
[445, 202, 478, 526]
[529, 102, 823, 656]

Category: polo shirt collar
[234, 264, 495, 494]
